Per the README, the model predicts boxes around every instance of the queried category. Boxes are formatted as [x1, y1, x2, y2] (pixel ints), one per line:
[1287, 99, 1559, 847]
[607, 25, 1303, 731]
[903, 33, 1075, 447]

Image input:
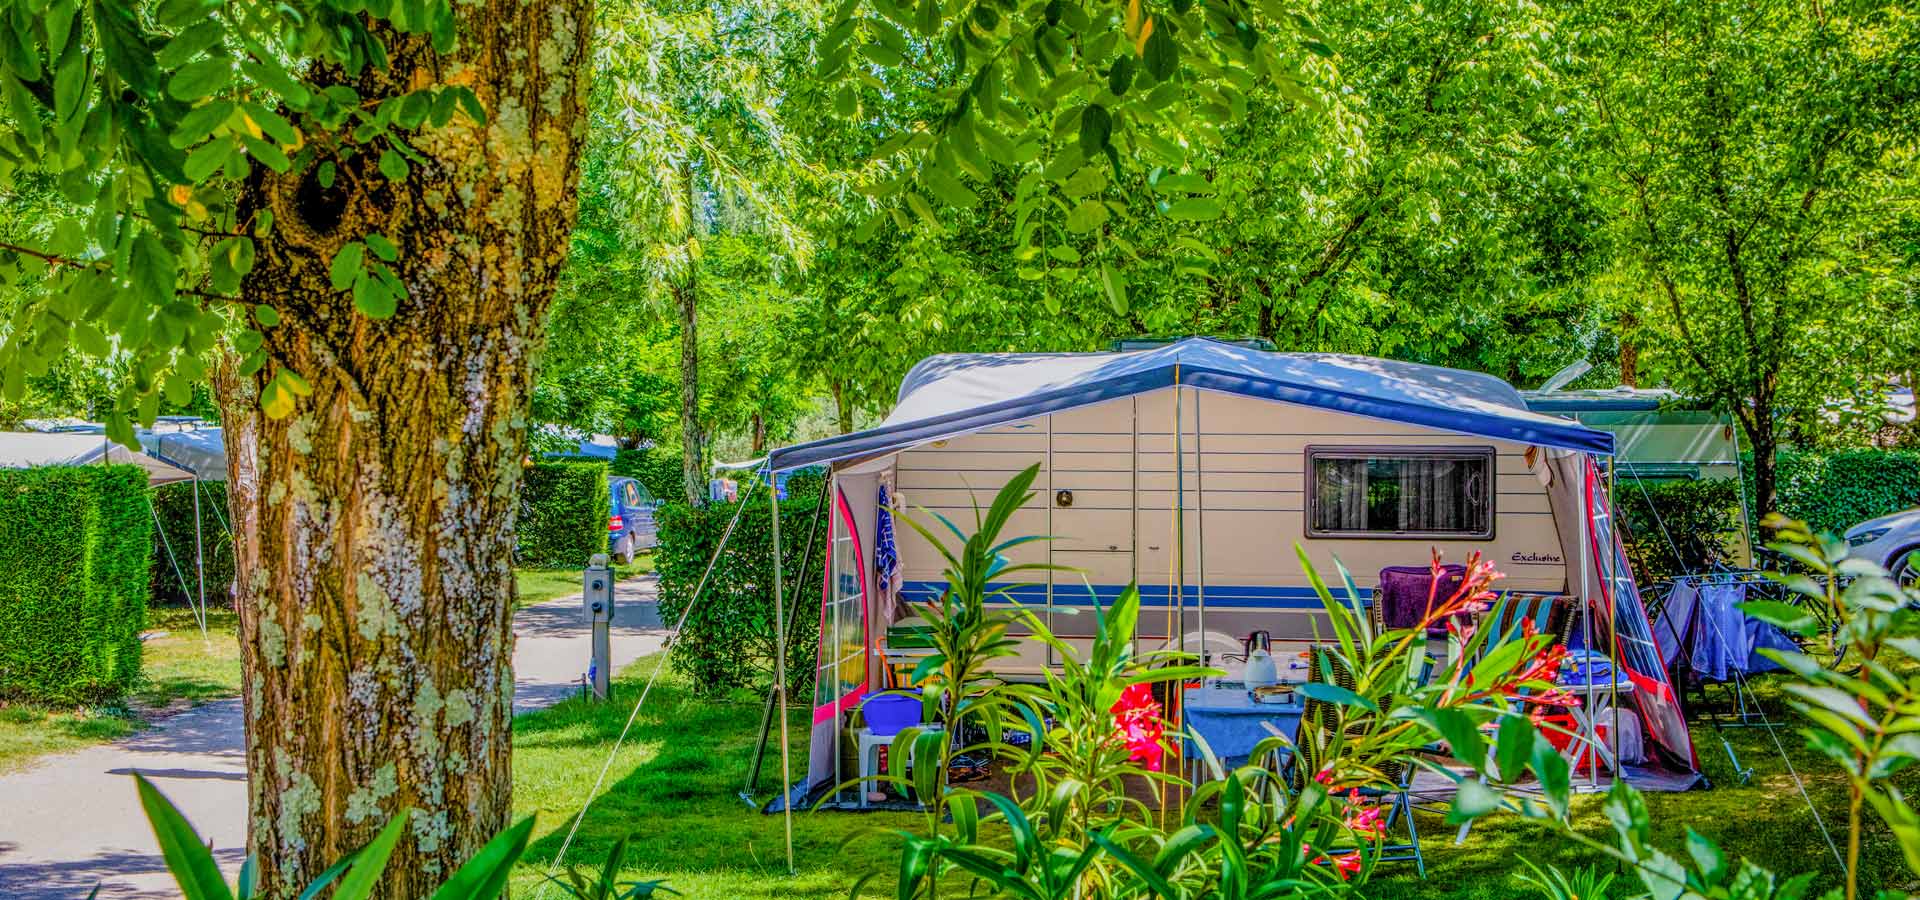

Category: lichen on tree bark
[220, 4, 594, 895]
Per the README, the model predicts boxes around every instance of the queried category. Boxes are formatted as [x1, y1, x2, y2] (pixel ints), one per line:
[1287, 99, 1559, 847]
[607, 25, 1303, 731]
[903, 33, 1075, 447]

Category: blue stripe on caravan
[899, 581, 1367, 611]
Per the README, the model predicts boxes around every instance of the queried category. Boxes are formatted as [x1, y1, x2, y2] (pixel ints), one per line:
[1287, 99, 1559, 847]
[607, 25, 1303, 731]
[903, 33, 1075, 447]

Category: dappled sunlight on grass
[515, 559, 650, 608]
[510, 655, 913, 898]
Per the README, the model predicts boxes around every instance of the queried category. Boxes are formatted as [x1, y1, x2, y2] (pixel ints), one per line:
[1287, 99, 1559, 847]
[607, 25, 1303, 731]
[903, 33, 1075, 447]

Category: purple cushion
[1376, 565, 1468, 637]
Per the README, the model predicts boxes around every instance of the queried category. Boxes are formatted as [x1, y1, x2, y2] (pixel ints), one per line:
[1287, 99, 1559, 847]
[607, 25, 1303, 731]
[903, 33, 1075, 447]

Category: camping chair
[1277, 649, 1425, 875]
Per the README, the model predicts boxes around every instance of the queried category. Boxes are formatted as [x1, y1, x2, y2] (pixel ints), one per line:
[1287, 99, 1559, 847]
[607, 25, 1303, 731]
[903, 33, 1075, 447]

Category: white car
[1844, 508, 1920, 585]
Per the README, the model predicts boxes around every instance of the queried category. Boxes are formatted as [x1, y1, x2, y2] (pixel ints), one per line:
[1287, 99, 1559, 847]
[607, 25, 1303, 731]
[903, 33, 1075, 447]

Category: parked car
[609, 476, 660, 564]
[1843, 508, 1920, 585]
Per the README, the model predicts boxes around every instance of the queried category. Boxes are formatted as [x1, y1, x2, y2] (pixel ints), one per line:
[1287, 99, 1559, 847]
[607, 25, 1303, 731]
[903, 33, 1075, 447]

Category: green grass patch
[0, 605, 243, 773]
[511, 657, 1916, 898]
[511, 655, 909, 897]
[516, 558, 650, 607]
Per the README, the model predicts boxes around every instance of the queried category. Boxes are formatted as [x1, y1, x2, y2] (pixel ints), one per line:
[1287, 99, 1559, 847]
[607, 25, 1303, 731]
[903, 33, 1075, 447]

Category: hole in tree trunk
[294, 167, 351, 237]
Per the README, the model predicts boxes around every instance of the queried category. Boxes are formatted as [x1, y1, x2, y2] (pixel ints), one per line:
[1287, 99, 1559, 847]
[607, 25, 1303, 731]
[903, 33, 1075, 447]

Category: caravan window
[1306, 447, 1495, 539]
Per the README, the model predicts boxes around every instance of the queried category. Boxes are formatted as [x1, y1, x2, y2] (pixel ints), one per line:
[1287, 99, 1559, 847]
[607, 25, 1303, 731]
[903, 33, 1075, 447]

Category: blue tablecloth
[1183, 685, 1304, 767]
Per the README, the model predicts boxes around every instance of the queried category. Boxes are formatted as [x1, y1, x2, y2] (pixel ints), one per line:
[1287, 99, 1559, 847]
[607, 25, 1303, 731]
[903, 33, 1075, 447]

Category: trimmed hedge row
[1618, 478, 1743, 583]
[518, 461, 611, 568]
[0, 465, 153, 705]
[655, 486, 824, 696]
[609, 448, 683, 503]
[149, 480, 234, 607]
[1765, 449, 1920, 535]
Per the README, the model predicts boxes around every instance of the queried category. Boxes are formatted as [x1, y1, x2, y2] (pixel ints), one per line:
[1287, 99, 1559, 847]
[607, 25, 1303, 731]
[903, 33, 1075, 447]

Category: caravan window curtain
[1306, 447, 1494, 539]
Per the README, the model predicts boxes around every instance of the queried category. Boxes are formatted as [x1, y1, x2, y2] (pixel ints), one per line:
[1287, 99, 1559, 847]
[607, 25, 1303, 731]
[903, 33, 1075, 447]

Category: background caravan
[760, 338, 1696, 805]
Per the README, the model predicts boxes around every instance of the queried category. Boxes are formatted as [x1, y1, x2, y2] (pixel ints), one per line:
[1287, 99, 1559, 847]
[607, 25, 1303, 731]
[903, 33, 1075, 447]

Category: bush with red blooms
[854, 474, 1594, 898]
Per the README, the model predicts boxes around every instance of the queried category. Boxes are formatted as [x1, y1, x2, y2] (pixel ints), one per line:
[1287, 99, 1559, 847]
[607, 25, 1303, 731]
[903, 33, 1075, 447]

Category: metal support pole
[1607, 457, 1622, 777]
[1579, 460, 1596, 790]
[769, 469, 795, 875]
[191, 477, 209, 637]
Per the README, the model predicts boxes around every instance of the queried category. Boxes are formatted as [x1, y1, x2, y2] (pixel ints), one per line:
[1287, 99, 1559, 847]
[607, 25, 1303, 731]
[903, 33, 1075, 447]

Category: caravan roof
[769, 337, 1612, 471]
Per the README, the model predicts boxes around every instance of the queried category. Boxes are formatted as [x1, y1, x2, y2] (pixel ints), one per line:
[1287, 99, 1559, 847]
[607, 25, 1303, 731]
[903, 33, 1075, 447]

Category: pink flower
[1343, 789, 1386, 839]
[1110, 683, 1166, 772]
[1331, 852, 1364, 879]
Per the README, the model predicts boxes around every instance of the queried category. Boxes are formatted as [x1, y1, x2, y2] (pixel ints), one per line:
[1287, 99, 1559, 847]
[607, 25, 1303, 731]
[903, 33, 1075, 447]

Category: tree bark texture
[676, 276, 702, 503]
[222, 6, 592, 896]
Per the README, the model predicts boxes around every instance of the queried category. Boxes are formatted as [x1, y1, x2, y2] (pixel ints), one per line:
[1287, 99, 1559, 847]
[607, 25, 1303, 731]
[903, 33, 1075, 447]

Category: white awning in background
[0, 432, 196, 485]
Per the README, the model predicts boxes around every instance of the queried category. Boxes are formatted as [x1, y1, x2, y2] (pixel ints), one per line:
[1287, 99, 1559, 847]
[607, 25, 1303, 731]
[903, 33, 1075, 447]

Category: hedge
[1617, 478, 1743, 583]
[149, 480, 234, 607]
[0, 465, 153, 705]
[1762, 448, 1920, 535]
[518, 461, 611, 568]
[655, 484, 825, 696]
[609, 448, 683, 502]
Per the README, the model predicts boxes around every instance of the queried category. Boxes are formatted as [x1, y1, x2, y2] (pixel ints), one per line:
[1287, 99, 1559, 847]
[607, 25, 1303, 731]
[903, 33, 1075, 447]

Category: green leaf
[365, 233, 398, 262]
[922, 168, 978, 209]
[1737, 600, 1817, 637]
[353, 270, 398, 318]
[253, 305, 280, 327]
[92, 0, 162, 98]
[168, 58, 232, 102]
[1078, 103, 1112, 158]
[183, 138, 237, 181]
[1448, 778, 1503, 824]
[158, 21, 225, 68]
[1493, 714, 1536, 783]
[1419, 707, 1487, 775]
[330, 242, 365, 292]
[426, 817, 535, 900]
[238, 59, 310, 107]
[1100, 262, 1127, 313]
[1065, 199, 1109, 234]
[1108, 56, 1135, 96]
[135, 774, 235, 900]
[328, 812, 409, 900]
[1296, 681, 1378, 711]
[1143, 20, 1179, 80]
[379, 149, 409, 181]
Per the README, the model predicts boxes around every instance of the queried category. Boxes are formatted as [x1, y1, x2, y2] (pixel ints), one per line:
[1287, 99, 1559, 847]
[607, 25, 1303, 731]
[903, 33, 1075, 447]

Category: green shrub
[1756, 448, 1920, 534]
[518, 461, 611, 568]
[1617, 477, 1742, 582]
[148, 480, 233, 608]
[654, 483, 824, 696]
[0, 465, 153, 704]
[609, 447, 683, 502]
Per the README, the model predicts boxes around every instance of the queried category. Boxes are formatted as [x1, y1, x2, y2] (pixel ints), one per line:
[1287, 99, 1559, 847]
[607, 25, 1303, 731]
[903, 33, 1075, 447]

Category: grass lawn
[0, 606, 243, 773]
[516, 556, 651, 607]
[512, 655, 1915, 899]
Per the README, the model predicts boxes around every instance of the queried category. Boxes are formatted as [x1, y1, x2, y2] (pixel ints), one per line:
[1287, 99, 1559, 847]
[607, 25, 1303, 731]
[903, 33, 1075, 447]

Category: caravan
[760, 338, 1698, 804]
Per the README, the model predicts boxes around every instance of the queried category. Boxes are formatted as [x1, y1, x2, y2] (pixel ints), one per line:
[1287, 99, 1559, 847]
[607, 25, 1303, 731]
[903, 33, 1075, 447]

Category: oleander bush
[517, 461, 611, 568]
[0, 465, 153, 705]
[654, 480, 824, 696]
[148, 479, 234, 607]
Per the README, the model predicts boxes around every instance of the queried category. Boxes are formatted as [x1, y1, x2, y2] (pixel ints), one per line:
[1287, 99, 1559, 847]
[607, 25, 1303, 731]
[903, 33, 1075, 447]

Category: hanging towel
[875, 484, 902, 600]
[1690, 582, 1750, 682]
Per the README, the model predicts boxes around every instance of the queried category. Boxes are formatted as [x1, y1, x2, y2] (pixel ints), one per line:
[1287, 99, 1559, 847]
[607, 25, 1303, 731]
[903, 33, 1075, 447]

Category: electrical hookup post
[584, 553, 615, 700]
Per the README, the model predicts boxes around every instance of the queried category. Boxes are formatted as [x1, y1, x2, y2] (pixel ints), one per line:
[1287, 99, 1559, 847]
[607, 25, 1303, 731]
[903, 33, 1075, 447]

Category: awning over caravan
[138, 428, 228, 482]
[0, 432, 195, 484]
[768, 337, 1614, 471]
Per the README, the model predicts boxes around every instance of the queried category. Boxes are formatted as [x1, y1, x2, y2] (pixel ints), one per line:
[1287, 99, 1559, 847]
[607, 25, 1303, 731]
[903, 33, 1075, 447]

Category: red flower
[1110, 683, 1166, 772]
[1331, 851, 1364, 879]
[1420, 550, 1504, 630]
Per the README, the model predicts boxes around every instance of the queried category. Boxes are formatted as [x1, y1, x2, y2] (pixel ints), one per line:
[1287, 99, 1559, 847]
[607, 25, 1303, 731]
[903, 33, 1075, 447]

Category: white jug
[1244, 648, 1278, 688]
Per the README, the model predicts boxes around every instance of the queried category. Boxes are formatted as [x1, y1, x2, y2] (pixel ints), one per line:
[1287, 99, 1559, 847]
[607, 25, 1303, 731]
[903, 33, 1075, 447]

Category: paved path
[0, 575, 666, 899]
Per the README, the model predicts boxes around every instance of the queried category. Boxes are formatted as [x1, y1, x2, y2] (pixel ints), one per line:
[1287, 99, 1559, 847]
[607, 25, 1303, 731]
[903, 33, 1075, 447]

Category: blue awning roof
[767, 338, 1612, 471]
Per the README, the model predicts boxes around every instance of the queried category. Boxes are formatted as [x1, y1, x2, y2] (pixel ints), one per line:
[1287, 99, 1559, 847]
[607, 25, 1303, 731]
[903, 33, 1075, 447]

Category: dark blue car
[608, 476, 659, 564]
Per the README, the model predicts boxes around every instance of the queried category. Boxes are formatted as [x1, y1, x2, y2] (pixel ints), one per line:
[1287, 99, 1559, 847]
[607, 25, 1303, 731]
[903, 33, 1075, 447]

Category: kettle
[1242, 630, 1277, 688]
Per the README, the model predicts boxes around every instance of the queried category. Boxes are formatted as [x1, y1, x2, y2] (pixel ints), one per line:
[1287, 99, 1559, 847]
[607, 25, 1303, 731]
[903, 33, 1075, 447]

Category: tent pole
[1607, 456, 1622, 776]
[769, 468, 795, 875]
[191, 476, 209, 643]
[1580, 459, 1596, 789]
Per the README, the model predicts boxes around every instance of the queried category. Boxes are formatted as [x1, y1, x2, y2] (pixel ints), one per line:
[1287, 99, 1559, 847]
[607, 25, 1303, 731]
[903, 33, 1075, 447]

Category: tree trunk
[751, 412, 766, 454]
[1618, 310, 1639, 387]
[1745, 416, 1779, 522]
[676, 165, 704, 504]
[831, 379, 854, 434]
[676, 276, 702, 503]
[223, 7, 592, 897]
